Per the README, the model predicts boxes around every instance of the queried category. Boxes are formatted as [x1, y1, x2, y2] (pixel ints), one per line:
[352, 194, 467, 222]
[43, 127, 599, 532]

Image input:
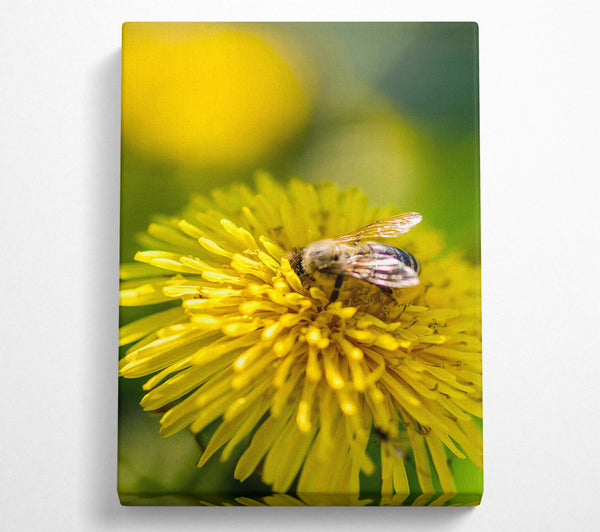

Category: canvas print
[119, 22, 481, 506]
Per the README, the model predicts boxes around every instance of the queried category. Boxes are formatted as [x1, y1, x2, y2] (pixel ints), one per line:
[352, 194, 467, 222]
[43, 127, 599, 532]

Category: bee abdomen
[364, 243, 420, 274]
[392, 247, 421, 274]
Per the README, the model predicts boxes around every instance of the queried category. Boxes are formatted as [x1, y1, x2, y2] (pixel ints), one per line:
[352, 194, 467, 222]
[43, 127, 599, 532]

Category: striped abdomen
[362, 242, 421, 274]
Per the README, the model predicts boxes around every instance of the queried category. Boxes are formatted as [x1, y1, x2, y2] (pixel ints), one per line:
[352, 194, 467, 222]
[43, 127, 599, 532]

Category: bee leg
[330, 275, 344, 302]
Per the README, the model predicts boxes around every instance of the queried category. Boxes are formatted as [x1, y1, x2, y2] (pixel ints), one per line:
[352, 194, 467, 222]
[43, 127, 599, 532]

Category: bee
[289, 212, 422, 302]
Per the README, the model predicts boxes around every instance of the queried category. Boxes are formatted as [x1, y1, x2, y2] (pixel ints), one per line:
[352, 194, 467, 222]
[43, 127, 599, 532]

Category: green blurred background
[119, 22, 480, 504]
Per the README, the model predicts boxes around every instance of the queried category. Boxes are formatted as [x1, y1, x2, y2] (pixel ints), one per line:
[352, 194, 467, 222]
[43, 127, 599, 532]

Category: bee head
[302, 240, 343, 274]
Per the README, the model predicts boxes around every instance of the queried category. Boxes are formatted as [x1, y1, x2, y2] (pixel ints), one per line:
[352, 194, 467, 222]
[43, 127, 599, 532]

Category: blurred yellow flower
[119, 174, 482, 504]
[121, 23, 313, 170]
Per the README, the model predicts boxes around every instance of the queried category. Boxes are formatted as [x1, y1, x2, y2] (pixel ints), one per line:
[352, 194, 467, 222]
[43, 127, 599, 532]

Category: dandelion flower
[199, 493, 370, 507]
[119, 173, 482, 505]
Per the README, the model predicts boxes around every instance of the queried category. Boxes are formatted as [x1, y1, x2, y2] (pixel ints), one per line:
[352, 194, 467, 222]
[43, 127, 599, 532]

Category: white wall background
[1, 1, 599, 530]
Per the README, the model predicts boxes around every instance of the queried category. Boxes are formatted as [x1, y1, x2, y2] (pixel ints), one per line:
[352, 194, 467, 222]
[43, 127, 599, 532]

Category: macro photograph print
[118, 22, 481, 506]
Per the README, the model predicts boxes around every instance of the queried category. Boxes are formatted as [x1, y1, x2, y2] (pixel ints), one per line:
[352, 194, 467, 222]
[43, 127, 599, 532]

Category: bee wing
[334, 212, 422, 244]
[338, 253, 420, 289]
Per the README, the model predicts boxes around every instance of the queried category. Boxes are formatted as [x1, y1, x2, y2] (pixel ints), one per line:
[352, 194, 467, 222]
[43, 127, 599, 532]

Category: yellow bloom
[122, 23, 313, 170]
[200, 493, 370, 507]
[119, 174, 482, 505]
